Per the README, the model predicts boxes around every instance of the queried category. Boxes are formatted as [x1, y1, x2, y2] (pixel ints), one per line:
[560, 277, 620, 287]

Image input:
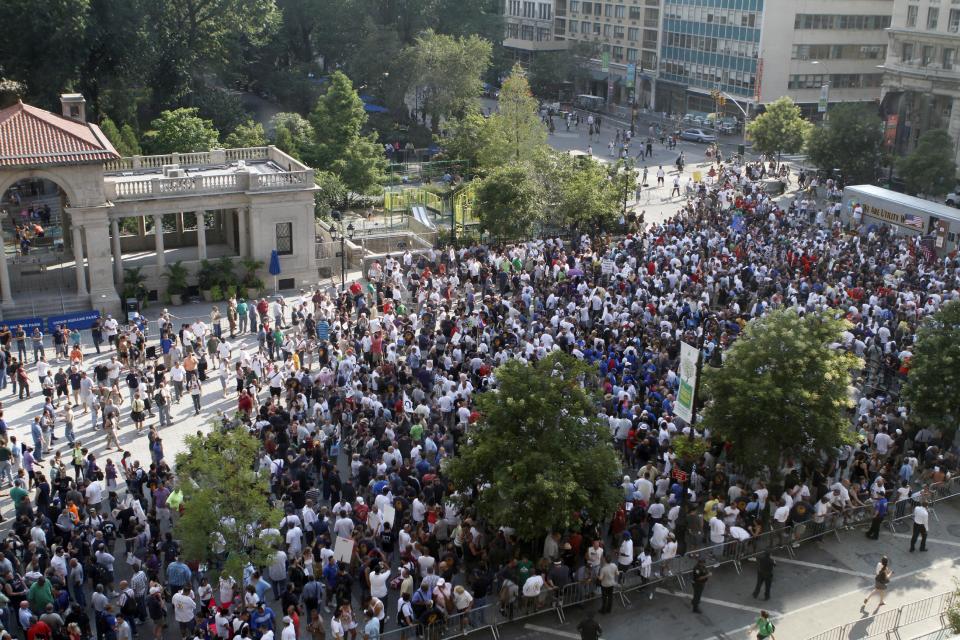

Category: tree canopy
[224, 120, 268, 148]
[550, 153, 622, 232]
[474, 164, 544, 240]
[306, 71, 386, 195]
[700, 310, 861, 472]
[805, 103, 883, 184]
[902, 300, 960, 439]
[142, 108, 220, 154]
[897, 129, 958, 197]
[174, 427, 283, 580]
[444, 352, 623, 541]
[479, 64, 548, 167]
[747, 97, 811, 161]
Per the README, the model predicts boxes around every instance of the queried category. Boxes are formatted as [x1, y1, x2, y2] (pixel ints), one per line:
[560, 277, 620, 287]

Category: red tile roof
[0, 100, 119, 168]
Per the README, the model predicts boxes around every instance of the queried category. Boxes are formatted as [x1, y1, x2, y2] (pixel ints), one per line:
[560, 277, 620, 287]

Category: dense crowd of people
[0, 155, 957, 640]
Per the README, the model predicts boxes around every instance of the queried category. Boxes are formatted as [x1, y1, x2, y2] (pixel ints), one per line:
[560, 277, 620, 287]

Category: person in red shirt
[238, 389, 254, 418]
[27, 618, 52, 640]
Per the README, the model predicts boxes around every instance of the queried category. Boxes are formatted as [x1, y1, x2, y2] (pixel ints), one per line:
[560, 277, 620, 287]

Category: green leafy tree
[746, 97, 811, 165]
[174, 427, 283, 581]
[119, 123, 142, 156]
[806, 103, 883, 184]
[405, 29, 492, 131]
[902, 300, 960, 439]
[0, 77, 26, 109]
[479, 64, 548, 168]
[437, 109, 489, 169]
[142, 108, 220, 153]
[269, 112, 315, 160]
[550, 153, 620, 232]
[99, 117, 141, 156]
[224, 120, 267, 148]
[0, 0, 90, 108]
[474, 164, 543, 240]
[192, 87, 252, 136]
[307, 71, 386, 195]
[700, 309, 861, 473]
[445, 352, 623, 541]
[314, 170, 349, 217]
[897, 129, 958, 197]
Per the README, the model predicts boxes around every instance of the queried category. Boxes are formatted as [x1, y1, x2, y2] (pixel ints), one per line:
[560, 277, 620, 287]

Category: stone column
[110, 218, 124, 286]
[153, 214, 166, 268]
[72, 224, 88, 295]
[237, 207, 248, 258]
[197, 211, 208, 260]
[0, 240, 12, 305]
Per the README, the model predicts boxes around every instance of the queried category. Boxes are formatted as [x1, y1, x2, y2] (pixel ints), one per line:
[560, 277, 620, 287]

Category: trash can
[124, 298, 140, 323]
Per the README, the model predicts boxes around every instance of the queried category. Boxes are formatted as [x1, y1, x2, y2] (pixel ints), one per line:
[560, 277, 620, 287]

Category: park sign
[675, 341, 699, 423]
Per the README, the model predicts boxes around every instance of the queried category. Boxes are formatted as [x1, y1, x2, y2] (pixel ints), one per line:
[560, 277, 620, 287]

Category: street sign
[818, 84, 829, 113]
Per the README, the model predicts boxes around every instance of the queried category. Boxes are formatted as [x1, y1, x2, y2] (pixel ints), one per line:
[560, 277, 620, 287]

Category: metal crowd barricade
[493, 584, 564, 627]
[420, 604, 501, 640]
[896, 590, 956, 627]
[804, 590, 956, 640]
[843, 607, 902, 639]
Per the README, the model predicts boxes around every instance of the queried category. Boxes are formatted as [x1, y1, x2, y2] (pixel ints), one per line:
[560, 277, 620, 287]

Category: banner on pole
[675, 341, 699, 423]
[601, 52, 610, 73]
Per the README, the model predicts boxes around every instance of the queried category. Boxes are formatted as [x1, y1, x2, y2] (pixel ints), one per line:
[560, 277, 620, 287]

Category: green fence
[384, 159, 471, 186]
[382, 187, 444, 213]
[452, 183, 478, 231]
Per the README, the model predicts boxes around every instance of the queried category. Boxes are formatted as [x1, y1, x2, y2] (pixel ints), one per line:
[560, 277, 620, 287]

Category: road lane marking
[522, 624, 591, 639]
[772, 557, 874, 578]
[654, 589, 782, 616]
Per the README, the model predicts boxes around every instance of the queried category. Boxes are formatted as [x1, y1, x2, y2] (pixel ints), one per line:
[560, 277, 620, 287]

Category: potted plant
[163, 260, 190, 305]
[122, 266, 148, 304]
[197, 259, 217, 301]
[215, 256, 235, 290]
[240, 257, 265, 300]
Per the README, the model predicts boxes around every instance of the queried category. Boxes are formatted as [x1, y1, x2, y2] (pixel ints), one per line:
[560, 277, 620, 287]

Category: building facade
[552, 0, 663, 109]
[503, 0, 568, 64]
[658, 0, 891, 118]
[0, 96, 318, 319]
[882, 0, 960, 164]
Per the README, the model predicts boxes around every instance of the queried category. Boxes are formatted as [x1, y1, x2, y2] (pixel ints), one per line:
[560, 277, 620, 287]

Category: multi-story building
[881, 0, 960, 164]
[657, 0, 891, 118]
[556, 0, 663, 109]
[503, 0, 568, 64]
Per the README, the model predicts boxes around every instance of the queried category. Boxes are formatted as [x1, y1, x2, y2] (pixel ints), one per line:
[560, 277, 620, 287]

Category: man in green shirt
[27, 575, 54, 613]
[9, 480, 27, 509]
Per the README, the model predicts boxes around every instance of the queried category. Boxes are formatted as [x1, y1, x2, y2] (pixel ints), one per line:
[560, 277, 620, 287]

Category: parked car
[945, 191, 960, 207]
[679, 128, 718, 143]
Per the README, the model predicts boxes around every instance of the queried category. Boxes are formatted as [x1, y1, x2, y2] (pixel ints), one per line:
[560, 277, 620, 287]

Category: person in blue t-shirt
[250, 602, 275, 635]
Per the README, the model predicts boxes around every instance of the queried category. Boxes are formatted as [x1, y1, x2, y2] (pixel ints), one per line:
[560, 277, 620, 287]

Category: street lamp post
[328, 211, 355, 291]
[720, 91, 751, 150]
[811, 60, 832, 120]
[689, 313, 724, 428]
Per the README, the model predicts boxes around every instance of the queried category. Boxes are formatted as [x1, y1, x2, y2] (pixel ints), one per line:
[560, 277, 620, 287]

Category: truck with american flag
[842, 184, 960, 255]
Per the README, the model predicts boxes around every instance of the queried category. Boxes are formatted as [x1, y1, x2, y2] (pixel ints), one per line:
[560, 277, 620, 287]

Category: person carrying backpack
[753, 610, 776, 640]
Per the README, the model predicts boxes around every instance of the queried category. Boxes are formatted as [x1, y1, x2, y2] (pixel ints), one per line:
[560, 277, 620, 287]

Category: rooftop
[103, 146, 316, 201]
[0, 101, 119, 168]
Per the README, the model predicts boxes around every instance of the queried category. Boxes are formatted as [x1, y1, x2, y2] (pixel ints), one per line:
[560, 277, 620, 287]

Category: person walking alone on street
[691, 558, 710, 613]
[863, 556, 892, 609]
[752, 610, 776, 640]
[752, 551, 775, 600]
[910, 501, 929, 552]
[577, 611, 602, 640]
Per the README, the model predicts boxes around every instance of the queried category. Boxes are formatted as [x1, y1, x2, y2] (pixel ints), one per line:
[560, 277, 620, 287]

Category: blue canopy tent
[269, 249, 281, 292]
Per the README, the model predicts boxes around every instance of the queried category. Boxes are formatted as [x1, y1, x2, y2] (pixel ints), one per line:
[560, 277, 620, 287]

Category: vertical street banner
[601, 51, 610, 73]
[675, 341, 699, 423]
[818, 84, 829, 113]
[626, 63, 636, 88]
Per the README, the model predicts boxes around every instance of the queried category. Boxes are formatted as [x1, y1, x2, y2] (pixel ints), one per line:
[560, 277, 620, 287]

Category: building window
[604, 3, 612, 17]
[594, 3, 601, 16]
[614, 4, 625, 18]
[593, 21, 601, 34]
[627, 48, 638, 62]
[628, 27, 639, 40]
[949, 9, 960, 31]
[944, 47, 956, 69]
[612, 46, 623, 60]
[902, 42, 915, 63]
[581, 1, 591, 14]
[907, 4, 918, 27]
[570, 0, 579, 12]
[538, 3, 551, 19]
[603, 23, 612, 36]
[629, 6, 641, 20]
[276, 222, 293, 255]
[569, 20, 578, 32]
[922, 44, 935, 65]
[614, 25, 624, 38]
[928, 7, 940, 29]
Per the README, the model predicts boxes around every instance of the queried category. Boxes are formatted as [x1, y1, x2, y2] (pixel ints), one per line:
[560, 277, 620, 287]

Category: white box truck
[842, 184, 960, 254]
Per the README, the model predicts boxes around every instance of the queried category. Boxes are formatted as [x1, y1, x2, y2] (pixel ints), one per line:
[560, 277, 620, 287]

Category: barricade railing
[804, 590, 956, 640]
[378, 603, 501, 640]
